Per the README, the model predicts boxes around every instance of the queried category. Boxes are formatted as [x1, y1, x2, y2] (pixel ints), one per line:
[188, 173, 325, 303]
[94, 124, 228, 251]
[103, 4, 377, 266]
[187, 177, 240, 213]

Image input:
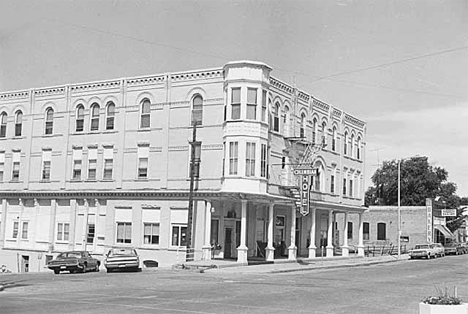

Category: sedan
[47, 251, 101, 274]
[104, 248, 141, 273]
[409, 244, 437, 259]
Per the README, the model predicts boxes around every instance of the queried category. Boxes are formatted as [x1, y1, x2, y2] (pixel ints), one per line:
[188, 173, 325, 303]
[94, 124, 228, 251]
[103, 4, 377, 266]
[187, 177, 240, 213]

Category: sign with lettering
[441, 209, 457, 217]
[293, 168, 317, 176]
[426, 198, 433, 243]
[300, 175, 311, 216]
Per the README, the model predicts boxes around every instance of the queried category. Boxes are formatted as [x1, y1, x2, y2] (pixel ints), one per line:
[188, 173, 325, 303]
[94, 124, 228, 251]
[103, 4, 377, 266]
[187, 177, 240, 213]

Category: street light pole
[397, 159, 401, 259]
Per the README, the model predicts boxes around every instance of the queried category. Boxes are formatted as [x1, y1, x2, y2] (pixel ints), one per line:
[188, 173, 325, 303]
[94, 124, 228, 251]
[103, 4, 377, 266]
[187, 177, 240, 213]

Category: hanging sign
[300, 175, 311, 216]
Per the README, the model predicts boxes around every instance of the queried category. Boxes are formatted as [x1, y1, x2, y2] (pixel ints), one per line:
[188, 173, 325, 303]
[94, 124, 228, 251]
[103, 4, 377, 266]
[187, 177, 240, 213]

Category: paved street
[1, 255, 467, 314]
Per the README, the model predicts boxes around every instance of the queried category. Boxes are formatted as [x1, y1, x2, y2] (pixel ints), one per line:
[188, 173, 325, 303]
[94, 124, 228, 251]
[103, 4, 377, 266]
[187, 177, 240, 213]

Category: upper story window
[330, 174, 335, 194]
[72, 148, 82, 180]
[246, 88, 257, 120]
[191, 95, 203, 126]
[140, 99, 151, 128]
[321, 122, 327, 146]
[231, 88, 241, 120]
[357, 137, 361, 160]
[138, 145, 149, 179]
[0, 151, 5, 182]
[0, 112, 7, 138]
[300, 113, 306, 138]
[90, 103, 100, 131]
[350, 134, 355, 158]
[42, 150, 51, 181]
[261, 91, 267, 122]
[312, 118, 318, 144]
[45, 108, 54, 135]
[284, 106, 291, 137]
[88, 147, 97, 180]
[229, 142, 238, 175]
[106, 102, 115, 130]
[190, 142, 201, 178]
[260, 144, 267, 178]
[273, 103, 280, 132]
[103, 147, 114, 180]
[332, 127, 337, 152]
[15, 111, 23, 137]
[343, 131, 348, 155]
[75, 105, 85, 132]
[12, 150, 21, 182]
[245, 142, 256, 177]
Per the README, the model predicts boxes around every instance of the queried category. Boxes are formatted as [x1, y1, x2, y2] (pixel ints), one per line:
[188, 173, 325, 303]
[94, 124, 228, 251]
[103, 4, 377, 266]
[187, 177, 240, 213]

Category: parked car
[444, 243, 463, 255]
[460, 242, 468, 254]
[409, 244, 438, 259]
[47, 251, 101, 274]
[104, 248, 141, 273]
[431, 243, 445, 257]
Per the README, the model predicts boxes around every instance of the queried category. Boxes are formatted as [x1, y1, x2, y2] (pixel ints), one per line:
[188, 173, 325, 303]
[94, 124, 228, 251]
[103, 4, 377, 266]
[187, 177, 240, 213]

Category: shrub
[422, 286, 462, 305]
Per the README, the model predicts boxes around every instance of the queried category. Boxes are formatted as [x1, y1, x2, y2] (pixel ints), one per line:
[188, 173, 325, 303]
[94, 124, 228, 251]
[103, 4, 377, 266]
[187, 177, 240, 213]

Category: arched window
[45, 108, 54, 135]
[90, 103, 100, 131]
[191, 94, 203, 126]
[15, 111, 23, 137]
[0, 112, 7, 138]
[140, 99, 151, 128]
[343, 131, 348, 155]
[350, 134, 355, 158]
[321, 122, 327, 146]
[75, 105, 85, 132]
[300, 113, 306, 138]
[332, 127, 337, 151]
[106, 102, 115, 130]
[357, 137, 361, 160]
[284, 106, 290, 137]
[377, 223, 386, 240]
[273, 102, 280, 132]
[312, 118, 318, 144]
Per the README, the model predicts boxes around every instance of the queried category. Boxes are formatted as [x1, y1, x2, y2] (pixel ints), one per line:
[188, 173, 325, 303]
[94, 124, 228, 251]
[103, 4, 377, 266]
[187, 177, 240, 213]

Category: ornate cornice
[297, 91, 310, 103]
[127, 76, 165, 86]
[313, 99, 330, 112]
[70, 80, 121, 93]
[344, 114, 366, 128]
[34, 87, 66, 98]
[0, 91, 29, 101]
[170, 69, 223, 82]
[269, 77, 293, 94]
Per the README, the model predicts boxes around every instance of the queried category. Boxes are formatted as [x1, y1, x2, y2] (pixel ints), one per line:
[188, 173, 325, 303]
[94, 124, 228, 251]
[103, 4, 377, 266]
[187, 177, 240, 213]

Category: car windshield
[57, 252, 82, 258]
[108, 248, 136, 256]
[414, 245, 429, 249]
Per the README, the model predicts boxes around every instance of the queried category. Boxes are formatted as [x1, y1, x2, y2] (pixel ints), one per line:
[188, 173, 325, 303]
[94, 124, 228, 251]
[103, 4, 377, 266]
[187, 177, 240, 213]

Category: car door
[85, 252, 96, 268]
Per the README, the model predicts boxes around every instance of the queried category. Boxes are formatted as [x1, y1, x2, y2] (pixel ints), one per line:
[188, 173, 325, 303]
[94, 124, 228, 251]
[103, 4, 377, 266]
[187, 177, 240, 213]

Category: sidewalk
[183, 254, 410, 274]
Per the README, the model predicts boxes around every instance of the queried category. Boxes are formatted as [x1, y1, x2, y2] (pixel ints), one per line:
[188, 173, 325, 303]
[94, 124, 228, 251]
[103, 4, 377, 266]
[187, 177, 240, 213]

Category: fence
[364, 244, 407, 257]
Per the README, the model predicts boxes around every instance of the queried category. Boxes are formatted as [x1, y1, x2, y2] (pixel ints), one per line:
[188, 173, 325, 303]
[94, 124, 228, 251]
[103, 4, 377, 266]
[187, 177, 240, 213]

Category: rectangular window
[260, 144, 267, 178]
[138, 145, 149, 179]
[42, 150, 52, 181]
[45, 121, 53, 135]
[347, 222, 353, 239]
[330, 175, 335, 194]
[246, 88, 257, 120]
[172, 225, 187, 246]
[88, 148, 97, 180]
[363, 222, 370, 240]
[12, 221, 19, 239]
[0, 152, 4, 182]
[12, 162, 20, 181]
[103, 147, 113, 180]
[245, 142, 256, 177]
[377, 223, 386, 241]
[87, 223, 95, 244]
[343, 178, 347, 196]
[231, 88, 241, 120]
[21, 222, 28, 239]
[229, 142, 238, 175]
[116, 222, 132, 243]
[349, 179, 353, 197]
[72, 148, 82, 180]
[57, 223, 70, 241]
[144, 223, 160, 245]
[261, 90, 267, 122]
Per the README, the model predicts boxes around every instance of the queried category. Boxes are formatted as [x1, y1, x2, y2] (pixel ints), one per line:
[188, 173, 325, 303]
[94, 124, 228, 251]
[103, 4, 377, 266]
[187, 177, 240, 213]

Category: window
[245, 142, 256, 177]
[211, 219, 219, 245]
[312, 118, 318, 144]
[314, 169, 321, 191]
[15, 111, 23, 137]
[273, 103, 280, 132]
[140, 99, 151, 128]
[57, 223, 70, 241]
[343, 132, 348, 155]
[260, 144, 267, 178]
[172, 225, 187, 246]
[347, 222, 353, 239]
[103, 147, 113, 180]
[350, 134, 355, 158]
[349, 179, 353, 197]
[231, 88, 241, 120]
[246, 88, 257, 120]
[116, 222, 132, 243]
[45, 108, 54, 134]
[261, 91, 267, 122]
[86, 223, 95, 243]
[377, 223, 386, 240]
[330, 175, 335, 194]
[191, 95, 203, 126]
[12, 151, 20, 182]
[42, 150, 51, 181]
[90, 103, 100, 131]
[0, 112, 7, 138]
[87, 148, 97, 180]
[72, 148, 82, 180]
[190, 142, 201, 178]
[0, 151, 4, 182]
[321, 122, 327, 146]
[12, 221, 19, 238]
[332, 127, 337, 151]
[106, 102, 115, 130]
[138, 145, 149, 179]
[144, 223, 160, 245]
[363, 222, 370, 240]
[343, 178, 347, 196]
[21, 222, 28, 239]
[75, 105, 84, 132]
[300, 113, 306, 138]
[229, 142, 238, 175]
[357, 137, 361, 160]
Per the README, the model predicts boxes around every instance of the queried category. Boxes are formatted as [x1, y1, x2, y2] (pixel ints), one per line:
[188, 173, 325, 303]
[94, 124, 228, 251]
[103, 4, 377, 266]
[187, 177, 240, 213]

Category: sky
[0, 0, 467, 196]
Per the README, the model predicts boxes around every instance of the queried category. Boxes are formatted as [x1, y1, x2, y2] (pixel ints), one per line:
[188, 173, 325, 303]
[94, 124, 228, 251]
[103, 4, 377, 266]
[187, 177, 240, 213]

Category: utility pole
[186, 123, 197, 262]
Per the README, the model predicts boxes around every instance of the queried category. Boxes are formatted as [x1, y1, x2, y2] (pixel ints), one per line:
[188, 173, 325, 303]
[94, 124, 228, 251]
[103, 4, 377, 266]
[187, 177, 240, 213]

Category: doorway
[224, 228, 233, 259]
[21, 255, 29, 273]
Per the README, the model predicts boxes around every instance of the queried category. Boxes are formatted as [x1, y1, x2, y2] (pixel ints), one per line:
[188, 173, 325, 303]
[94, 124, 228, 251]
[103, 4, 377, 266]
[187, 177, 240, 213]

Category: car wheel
[94, 264, 100, 272]
[70, 270, 76, 274]
[107, 268, 112, 273]
[80, 263, 87, 273]
[54, 269, 60, 274]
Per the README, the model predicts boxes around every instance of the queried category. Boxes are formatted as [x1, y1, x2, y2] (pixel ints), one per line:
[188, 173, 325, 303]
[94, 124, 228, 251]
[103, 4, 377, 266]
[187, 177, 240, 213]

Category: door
[21, 255, 29, 273]
[224, 228, 233, 259]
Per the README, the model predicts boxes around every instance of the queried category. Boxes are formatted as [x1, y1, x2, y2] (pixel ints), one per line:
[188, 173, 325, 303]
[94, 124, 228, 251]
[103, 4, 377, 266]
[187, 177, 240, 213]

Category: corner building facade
[0, 61, 366, 272]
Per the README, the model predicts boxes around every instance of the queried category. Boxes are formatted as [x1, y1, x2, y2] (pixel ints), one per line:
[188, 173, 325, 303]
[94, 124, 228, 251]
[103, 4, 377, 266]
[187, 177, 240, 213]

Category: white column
[237, 200, 248, 264]
[265, 203, 275, 261]
[342, 212, 349, 257]
[358, 212, 365, 256]
[308, 207, 317, 258]
[48, 199, 57, 252]
[202, 201, 212, 260]
[326, 210, 334, 257]
[0, 199, 8, 248]
[288, 205, 297, 260]
[82, 199, 89, 251]
[94, 199, 100, 252]
[68, 199, 77, 251]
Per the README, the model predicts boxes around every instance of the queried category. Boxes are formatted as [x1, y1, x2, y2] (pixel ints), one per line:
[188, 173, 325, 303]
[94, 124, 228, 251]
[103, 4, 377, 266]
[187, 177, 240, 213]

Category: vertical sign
[300, 175, 310, 216]
[425, 198, 432, 243]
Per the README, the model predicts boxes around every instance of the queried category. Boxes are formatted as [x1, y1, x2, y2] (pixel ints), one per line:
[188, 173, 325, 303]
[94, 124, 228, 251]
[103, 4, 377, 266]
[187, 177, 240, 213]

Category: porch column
[342, 212, 349, 257]
[308, 207, 317, 258]
[265, 203, 275, 261]
[288, 205, 297, 260]
[358, 212, 365, 256]
[326, 209, 334, 257]
[82, 199, 89, 250]
[48, 199, 57, 252]
[237, 200, 248, 264]
[0, 199, 7, 248]
[202, 201, 212, 260]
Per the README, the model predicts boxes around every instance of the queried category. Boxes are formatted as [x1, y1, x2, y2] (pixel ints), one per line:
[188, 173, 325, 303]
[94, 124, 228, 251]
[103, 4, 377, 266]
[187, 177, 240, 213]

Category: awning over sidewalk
[434, 225, 454, 238]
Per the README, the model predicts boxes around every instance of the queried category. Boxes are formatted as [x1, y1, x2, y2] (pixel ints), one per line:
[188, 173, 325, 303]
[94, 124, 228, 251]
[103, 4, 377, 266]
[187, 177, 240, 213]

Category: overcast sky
[1, 0, 467, 196]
